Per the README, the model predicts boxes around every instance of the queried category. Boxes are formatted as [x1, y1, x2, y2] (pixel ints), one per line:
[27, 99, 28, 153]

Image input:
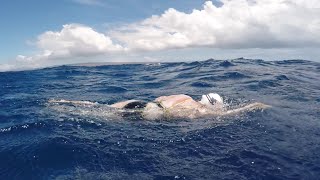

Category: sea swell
[0, 59, 319, 179]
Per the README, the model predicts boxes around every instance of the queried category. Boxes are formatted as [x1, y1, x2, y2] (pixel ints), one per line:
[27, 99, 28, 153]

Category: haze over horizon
[1, 0, 320, 72]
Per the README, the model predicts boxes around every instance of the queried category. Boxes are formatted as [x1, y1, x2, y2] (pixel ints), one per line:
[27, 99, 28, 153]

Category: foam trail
[47, 99, 142, 121]
[48, 99, 99, 105]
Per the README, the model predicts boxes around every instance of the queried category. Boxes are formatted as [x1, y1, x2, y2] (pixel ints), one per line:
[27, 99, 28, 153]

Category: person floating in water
[49, 93, 270, 120]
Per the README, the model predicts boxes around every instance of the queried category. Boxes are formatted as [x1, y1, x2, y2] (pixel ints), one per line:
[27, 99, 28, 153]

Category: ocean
[0, 59, 319, 179]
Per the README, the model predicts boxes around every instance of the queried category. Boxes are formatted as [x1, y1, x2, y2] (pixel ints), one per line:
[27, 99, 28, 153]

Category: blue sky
[0, 0, 319, 71]
[0, 0, 207, 61]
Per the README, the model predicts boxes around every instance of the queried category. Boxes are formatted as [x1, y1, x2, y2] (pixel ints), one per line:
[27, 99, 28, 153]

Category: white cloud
[1, 0, 320, 72]
[37, 24, 123, 57]
[113, 0, 320, 51]
[19, 24, 124, 62]
[0, 24, 124, 71]
[0, 55, 44, 72]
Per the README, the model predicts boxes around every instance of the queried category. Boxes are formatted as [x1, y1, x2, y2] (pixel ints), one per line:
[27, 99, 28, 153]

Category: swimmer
[49, 93, 270, 120]
[110, 93, 270, 120]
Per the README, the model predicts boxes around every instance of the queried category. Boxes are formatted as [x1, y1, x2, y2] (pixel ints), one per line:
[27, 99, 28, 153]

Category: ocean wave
[0, 59, 319, 179]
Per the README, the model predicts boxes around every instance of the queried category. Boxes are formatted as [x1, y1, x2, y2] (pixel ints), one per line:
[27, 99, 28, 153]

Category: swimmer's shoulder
[155, 94, 192, 102]
[154, 94, 193, 109]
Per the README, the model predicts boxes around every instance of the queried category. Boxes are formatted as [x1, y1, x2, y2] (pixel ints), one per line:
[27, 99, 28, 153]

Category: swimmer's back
[154, 94, 198, 109]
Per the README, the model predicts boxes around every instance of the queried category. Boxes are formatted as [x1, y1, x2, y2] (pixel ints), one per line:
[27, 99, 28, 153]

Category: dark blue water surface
[0, 59, 319, 179]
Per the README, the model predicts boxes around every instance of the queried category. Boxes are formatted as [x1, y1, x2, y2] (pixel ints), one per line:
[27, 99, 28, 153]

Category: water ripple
[0, 59, 319, 179]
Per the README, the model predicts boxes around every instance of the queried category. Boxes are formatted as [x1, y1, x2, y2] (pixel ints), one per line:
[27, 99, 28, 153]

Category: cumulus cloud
[0, 24, 124, 71]
[38, 24, 123, 56]
[19, 24, 124, 62]
[113, 0, 320, 51]
[1, 0, 320, 71]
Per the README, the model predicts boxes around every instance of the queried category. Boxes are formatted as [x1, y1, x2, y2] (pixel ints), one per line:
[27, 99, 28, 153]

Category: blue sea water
[0, 59, 319, 179]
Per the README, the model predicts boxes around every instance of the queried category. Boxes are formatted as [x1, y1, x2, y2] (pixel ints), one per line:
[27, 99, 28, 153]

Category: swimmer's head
[199, 93, 223, 107]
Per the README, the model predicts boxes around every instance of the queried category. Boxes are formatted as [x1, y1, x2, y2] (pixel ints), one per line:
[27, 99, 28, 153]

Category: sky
[0, 0, 319, 71]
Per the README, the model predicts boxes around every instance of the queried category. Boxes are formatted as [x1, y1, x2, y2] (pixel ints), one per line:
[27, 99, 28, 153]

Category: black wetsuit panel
[123, 101, 148, 109]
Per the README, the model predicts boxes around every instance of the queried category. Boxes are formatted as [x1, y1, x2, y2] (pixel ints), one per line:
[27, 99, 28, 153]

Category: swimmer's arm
[49, 99, 143, 109]
[224, 102, 271, 115]
[154, 94, 193, 108]
[154, 96, 168, 102]
[48, 99, 98, 105]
